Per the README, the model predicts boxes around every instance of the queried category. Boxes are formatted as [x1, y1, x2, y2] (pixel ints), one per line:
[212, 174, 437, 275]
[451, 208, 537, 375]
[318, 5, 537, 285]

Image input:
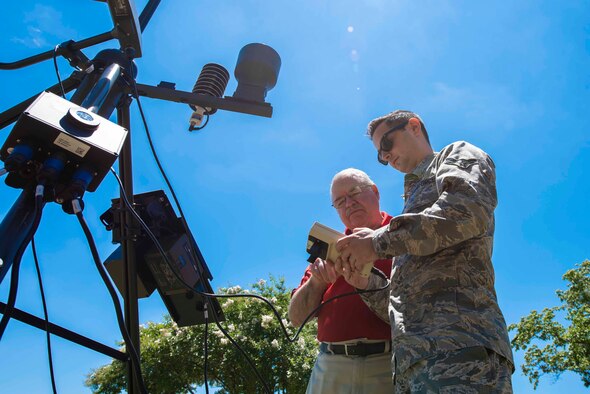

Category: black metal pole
[117, 103, 141, 394]
[0, 302, 127, 361]
[0, 186, 37, 284]
[139, 0, 162, 32]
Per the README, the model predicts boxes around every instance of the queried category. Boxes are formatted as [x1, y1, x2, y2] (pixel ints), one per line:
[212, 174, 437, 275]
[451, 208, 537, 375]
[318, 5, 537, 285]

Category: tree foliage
[86, 276, 318, 393]
[509, 260, 590, 389]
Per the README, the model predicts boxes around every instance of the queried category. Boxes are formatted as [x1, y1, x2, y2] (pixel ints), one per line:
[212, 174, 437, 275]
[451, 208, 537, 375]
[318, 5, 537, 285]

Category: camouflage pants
[394, 346, 513, 394]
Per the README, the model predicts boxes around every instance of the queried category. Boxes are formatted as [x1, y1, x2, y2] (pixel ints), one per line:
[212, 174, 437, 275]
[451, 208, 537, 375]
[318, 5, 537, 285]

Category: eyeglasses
[331, 184, 373, 209]
[377, 121, 408, 165]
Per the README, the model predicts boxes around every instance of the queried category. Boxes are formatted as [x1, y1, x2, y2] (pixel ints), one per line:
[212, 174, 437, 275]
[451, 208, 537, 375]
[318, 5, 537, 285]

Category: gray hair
[330, 168, 375, 199]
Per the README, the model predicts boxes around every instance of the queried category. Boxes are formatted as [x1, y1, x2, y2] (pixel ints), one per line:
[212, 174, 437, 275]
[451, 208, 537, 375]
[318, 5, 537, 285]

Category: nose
[344, 196, 357, 208]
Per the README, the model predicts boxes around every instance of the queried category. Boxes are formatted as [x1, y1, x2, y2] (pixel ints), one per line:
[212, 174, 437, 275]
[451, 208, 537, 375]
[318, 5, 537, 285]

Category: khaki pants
[395, 346, 513, 394]
[306, 350, 393, 394]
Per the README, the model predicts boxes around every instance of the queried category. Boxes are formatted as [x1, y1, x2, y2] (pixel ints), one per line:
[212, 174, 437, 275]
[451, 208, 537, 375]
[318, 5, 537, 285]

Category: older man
[289, 168, 394, 394]
[336, 110, 514, 393]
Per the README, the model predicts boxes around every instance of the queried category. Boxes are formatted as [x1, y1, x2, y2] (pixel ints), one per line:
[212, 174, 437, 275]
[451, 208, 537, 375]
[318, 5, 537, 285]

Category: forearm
[288, 278, 327, 327]
[359, 272, 390, 323]
[372, 200, 492, 258]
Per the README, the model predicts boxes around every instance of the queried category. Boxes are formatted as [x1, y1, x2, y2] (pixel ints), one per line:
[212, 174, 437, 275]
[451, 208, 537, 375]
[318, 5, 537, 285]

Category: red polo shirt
[293, 212, 392, 342]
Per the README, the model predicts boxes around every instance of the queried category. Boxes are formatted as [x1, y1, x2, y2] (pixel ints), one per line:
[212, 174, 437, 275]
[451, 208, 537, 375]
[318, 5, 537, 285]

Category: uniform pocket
[400, 287, 461, 335]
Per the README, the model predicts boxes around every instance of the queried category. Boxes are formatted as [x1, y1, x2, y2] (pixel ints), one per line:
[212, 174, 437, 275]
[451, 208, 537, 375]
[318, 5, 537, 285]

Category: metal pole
[0, 187, 37, 284]
[117, 103, 141, 394]
[139, 0, 162, 32]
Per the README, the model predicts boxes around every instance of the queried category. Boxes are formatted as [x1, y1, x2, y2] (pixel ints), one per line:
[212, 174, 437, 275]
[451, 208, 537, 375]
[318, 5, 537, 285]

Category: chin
[347, 214, 367, 229]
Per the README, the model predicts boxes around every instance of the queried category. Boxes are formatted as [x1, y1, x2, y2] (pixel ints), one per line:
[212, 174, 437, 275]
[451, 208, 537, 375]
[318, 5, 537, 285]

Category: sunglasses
[377, 121, 408, 165]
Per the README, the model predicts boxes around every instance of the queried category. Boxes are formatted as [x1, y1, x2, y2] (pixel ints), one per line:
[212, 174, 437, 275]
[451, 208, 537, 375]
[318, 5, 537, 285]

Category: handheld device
[306, 222, 373, 278]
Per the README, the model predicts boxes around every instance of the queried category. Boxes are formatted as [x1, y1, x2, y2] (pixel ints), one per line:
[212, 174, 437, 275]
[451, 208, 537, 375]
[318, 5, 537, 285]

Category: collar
[344, 211, 393, 235]
[410, 152, 436, 177]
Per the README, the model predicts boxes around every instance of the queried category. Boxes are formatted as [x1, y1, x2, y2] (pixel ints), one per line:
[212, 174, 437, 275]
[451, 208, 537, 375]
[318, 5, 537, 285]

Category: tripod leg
[0, 186, 44, 339]
[0, 187, 38, 284]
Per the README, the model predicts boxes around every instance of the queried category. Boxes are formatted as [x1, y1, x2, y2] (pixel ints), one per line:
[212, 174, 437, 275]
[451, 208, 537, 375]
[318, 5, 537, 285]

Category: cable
[213, 317, 272, 394]
[52, 45, 66, 98]
[125, 88, 319, 338]
[129, 83, 196, 253]
[188, 113, 209, 131]
[123, 88, 390, 388]
[71, 199, 148, 394]
[109, 167, 271, 391]
[114, 165, 388, 338]
[129, 86, 277, 389]
[203, 302, 209, 394]
[32, 237, 58, 394]
[110, 167, 389, 339]
[0, 186, 45, 341]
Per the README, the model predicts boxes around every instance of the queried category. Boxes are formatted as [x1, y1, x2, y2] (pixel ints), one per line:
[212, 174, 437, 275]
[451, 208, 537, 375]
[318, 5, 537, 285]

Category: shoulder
[439, 141, 489, 159]
[381, 211, 394, 225]
[437, 141, 494, 167]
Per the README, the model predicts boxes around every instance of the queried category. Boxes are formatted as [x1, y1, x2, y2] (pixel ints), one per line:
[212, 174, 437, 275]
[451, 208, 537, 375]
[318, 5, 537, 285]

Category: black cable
[109, 167, 390, 340]
[109, 167, 271, 390]
[188, 113, 209, 131]
[203, 302, 209, 394]
[127, 87, 276, 390]
[129, 84, 336, 337]
[32, 237, 58, 394]
[52, 45, 66, 98]
[0, 187, 44, 341]
[123, 88, 390, 387]
[124, 88, 320, 339]
[71, 199, 148, 394]
[213, 317, 273, 394]
[129, 83, 197, 255]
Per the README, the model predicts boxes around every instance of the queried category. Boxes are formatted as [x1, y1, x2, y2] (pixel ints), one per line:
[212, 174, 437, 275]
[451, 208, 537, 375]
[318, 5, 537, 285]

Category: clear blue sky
[1, 1, 589, 393]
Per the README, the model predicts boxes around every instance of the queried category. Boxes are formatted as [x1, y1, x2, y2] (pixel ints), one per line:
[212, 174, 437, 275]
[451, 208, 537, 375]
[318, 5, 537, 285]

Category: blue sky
[1, 1, 589, 393]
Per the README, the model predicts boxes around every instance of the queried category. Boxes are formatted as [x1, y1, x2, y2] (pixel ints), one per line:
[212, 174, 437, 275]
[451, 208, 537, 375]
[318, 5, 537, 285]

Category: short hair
[366, 109, 430, 145]
[330, 168, 375, 199]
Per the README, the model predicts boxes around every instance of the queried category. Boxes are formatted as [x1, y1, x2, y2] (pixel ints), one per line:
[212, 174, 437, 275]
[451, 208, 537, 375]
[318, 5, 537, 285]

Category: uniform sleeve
[373, 142, 497, 258]
[359, 270, 390, 323]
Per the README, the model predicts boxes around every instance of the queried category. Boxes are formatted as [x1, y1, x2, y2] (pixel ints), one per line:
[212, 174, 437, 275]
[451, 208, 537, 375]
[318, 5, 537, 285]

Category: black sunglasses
[377, 121, 408, 165]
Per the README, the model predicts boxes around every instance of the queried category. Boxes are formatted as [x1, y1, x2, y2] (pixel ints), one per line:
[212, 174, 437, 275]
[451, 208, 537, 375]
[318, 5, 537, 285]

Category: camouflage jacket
[360, 141, 514, 374]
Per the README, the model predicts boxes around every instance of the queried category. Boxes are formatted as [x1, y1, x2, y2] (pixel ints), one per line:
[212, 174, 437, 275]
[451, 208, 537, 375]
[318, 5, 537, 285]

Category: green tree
[509, 259, 590, 389]
[86, 276, 318, 393]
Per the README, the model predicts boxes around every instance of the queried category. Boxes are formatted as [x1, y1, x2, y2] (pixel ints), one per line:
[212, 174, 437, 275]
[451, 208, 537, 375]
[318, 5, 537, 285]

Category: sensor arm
[135, 83, 273, 118]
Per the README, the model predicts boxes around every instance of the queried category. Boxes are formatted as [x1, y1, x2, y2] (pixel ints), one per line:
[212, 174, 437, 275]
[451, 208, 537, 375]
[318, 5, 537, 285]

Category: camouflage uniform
[396, 346, 513, 393]
[360, 141, 514, 392]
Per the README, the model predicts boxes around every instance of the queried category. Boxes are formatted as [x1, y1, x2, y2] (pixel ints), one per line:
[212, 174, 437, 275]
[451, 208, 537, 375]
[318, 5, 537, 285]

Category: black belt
[320, 341, 391, 357]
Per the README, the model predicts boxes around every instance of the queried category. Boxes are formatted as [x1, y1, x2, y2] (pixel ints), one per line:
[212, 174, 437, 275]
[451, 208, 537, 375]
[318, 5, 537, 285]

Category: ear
[408, 117, 422, 137]
[371, 184, 380, 200]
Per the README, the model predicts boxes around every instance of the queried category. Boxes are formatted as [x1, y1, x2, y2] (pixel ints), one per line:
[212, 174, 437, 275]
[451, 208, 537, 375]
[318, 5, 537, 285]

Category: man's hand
[336, 227, 379, 273]
[289, 258, 340, 327]
[309, 257, 340, 286]
[333, 257, 369, 289]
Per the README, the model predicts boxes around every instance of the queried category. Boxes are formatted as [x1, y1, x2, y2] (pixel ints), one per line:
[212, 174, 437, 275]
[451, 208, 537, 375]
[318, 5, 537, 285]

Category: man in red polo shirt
[289, 168, 393, 393]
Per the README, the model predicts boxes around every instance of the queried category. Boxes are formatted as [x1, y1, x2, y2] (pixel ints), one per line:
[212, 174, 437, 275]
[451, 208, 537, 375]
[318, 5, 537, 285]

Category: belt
[319, 341, 391, 357]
